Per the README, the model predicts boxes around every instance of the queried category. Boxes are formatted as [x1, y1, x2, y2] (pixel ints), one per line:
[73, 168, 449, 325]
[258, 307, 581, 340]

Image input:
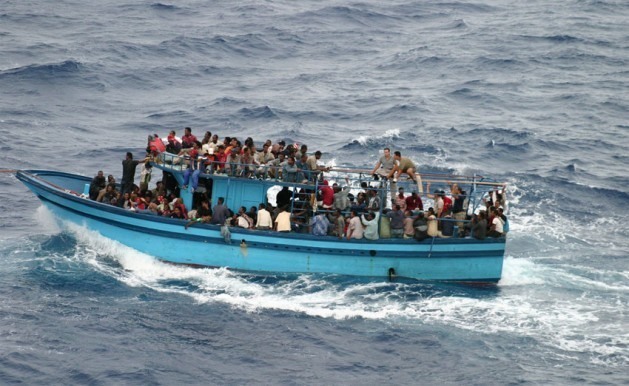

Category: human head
[218, 197, 225, 204]
[184, 127, 192, 135]
[383, 147, 390, 156]
[287, 156, 295, 166]
[126, 152, 133, 160]
[314, 151, 322, 159]
[97, 170, 104, 178]
[394, 151, 401, 160]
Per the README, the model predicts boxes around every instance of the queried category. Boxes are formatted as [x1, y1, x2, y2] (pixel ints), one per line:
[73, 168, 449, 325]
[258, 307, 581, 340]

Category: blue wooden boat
[15, 160, 506, 282]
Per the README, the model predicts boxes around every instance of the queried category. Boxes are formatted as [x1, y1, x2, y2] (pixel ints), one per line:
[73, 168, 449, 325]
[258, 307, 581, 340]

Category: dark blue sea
[1, 0, 627, 384]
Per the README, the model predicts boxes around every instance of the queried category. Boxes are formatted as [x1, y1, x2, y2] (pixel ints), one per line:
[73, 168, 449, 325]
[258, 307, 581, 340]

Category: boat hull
[17, 171, 505, 282]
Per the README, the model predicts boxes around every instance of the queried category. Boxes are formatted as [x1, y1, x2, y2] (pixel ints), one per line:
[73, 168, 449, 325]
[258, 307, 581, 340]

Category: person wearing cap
[426, 182, 445, 218]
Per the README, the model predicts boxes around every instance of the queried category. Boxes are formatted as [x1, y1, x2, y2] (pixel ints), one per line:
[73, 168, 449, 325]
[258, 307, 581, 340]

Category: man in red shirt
[181, 127, 198, 148]
[405, 190, 423, 212]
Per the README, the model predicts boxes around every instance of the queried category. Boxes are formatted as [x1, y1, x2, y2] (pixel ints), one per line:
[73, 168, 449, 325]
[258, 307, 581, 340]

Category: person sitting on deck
[247, 206, 257, 225]
[211, 197, 230, 225]
[255, 203, 273, 230]
[181, 151, 206, 192]
[318, 180, 334, 209]
[166, 131, 182, 154]
[168, 206, 185, 219]
[271, 140, 285, 158]
[310, 212, 330, 236]
[267, 152, 285, 179]
[498, 207, 509, 236]
[89, 170, 106, 200]
[99, 183, 119, 205]
[178, 140, 201, 161]
[332, 181, 351, 211]
[225, 148, 241, 177]
[295, 154, 309, 182]
[205, 134, 220, 154]
[413, 211, 429, 241]
[274, 205, 292, 232]
[171, 197, 188, 219]
[254, 143, 275, 179]
[487, 207, 505, 238]
[96, 174, 116, 202]
[439, 210, 455, 238]
[282, 156, 300, 182]
[297, 144, 308, 160]
[367, 189, 381, 211]
[471, 211, 488, 240]
[394, 187, 407, 212]
[405, 190, 423, 212]
[361, 211, 380, 240]
[196, 200, 212, 222]
[427, 207, 439, 237]
[350, 192, 367, 214]
[181, 127, 198, 149]
[235, 206, 254, 229]
[346, 210, 364, 240]
[403, 210, 415, 239]
[305, 151, 331, 181]
[225, 137, 238, 155]
[119, 192, 133, 210]
[331, 209, 346, 239]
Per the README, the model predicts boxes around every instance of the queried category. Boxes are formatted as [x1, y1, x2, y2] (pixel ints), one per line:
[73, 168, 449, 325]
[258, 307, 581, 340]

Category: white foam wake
[44, 208, 628, 368]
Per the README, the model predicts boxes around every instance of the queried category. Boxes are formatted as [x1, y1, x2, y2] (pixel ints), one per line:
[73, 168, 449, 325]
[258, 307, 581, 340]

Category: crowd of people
[86, 128, 509, 241]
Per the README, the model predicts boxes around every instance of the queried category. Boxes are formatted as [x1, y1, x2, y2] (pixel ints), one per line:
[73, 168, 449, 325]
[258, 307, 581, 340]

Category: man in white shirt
[255, 203, 273, 230]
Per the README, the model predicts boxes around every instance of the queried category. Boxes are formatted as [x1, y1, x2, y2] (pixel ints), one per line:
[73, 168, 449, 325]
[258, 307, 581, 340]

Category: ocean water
[1, 0, 628, 384]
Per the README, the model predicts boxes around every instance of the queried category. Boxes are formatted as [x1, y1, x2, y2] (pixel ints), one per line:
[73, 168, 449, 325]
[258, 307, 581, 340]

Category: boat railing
[152, 151, 506, 229]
